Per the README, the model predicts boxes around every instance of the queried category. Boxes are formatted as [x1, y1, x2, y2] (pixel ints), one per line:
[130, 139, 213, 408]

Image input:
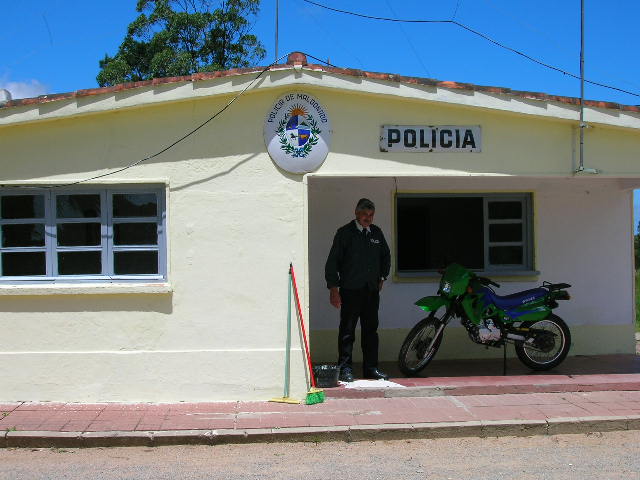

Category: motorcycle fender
[461, 294, 484, 325]
[415, 296, 449, 312]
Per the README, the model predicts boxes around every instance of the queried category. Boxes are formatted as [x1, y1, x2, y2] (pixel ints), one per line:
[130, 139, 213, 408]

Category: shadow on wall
[0, 293, 173, 314]
[170, 152, 303, 192]
[170, 153, 259, 191]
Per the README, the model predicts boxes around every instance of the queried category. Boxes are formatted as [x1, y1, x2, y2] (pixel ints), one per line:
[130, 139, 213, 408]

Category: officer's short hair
[355, 198, 375, 212]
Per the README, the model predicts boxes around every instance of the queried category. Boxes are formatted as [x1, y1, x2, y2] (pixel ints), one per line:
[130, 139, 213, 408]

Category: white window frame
[483, 195, 532, 271]
[0, 185, 167, 283]
[395, 192, 534, 276]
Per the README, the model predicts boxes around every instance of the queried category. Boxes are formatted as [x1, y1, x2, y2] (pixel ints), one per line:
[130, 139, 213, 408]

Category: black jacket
[325, 220, 391, 290]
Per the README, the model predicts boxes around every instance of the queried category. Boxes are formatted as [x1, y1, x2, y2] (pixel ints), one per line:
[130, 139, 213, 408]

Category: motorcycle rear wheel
[515, 314, 571, 370]
[398, 312, 444, 376]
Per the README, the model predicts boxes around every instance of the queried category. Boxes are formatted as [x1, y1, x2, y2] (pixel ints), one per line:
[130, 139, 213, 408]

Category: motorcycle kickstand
[502, 341, 507, 376]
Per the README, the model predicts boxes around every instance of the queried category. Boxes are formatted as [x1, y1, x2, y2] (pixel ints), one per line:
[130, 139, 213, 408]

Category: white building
[0, 52, 638, 402]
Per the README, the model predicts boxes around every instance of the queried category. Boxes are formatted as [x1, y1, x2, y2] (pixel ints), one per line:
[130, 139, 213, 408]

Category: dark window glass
[57, 223, 101, 246]
[1, 195, 45, 219]
[397, 197, 484, 270]
[2, 252, 46, 276]
[56, 194, 100, 218]
[489, 224, 523, 243]
[2, 224, 45, 247]
[113, 194, 157, 217]
[489, 246, 523, 265]
[114, 251, 158, 274]
[58, 251, 101, 275]
[114, 223, 157, 245]
[488, 201, 522, 220]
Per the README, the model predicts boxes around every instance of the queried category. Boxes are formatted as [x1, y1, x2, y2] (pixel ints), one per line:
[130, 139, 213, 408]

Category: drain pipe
[576, 0, 599, 175]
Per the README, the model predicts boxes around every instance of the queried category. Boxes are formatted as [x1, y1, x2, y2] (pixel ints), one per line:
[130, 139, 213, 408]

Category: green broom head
[305, 387, 325, 405]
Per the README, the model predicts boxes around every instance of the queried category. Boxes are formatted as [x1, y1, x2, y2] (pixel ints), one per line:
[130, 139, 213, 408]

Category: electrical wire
[303, 53, 342, 69]
[384, 0, 432, 78]
[302, 0, 640, 99]
[2, 51, 345, 191]
[452, 0, 462, 21]
[3, 53, 292, 190]
[479, 0, 640, 95]
[306, 4, 366, 70]
[480, 0, 567, 52]
[304, 0, 449, 24]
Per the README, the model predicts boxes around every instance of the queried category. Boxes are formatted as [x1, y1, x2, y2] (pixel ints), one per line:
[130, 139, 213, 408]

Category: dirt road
[1, 430, 638, 479]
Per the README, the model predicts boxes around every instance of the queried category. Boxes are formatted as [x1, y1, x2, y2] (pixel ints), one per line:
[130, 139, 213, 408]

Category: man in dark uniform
[325, 198, 391, 382]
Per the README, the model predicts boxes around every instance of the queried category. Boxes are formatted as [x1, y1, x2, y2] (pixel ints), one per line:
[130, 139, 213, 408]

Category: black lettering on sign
[431, 129, 437, 148]
[388, 129, 401, 147]
[440, 129, 453, 148]
[461, 129, 477, 149]
[419, 129, 429, 148]
[404, 129, 417, 148]
[455, 129, 461, 148]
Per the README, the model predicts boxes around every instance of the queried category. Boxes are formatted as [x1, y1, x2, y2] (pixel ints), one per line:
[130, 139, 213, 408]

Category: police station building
[1, 52, 639, 402]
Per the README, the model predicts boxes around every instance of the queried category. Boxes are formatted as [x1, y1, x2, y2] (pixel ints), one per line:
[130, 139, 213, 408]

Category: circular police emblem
[264, 92, 332, 173]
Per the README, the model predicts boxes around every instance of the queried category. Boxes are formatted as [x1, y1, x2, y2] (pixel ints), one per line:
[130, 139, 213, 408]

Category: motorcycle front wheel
[515, 314, 571, 370]
[398, 312, 444, 376]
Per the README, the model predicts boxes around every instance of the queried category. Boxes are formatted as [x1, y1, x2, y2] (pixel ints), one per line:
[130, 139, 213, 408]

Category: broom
[269, 265, 301, 404]
[290, 263, 325, 405]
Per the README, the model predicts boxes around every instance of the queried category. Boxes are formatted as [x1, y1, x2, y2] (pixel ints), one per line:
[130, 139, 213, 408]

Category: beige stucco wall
[0, 89, 312, 402]
[0, 83, 638, 402]
[303, 91, 639, 177]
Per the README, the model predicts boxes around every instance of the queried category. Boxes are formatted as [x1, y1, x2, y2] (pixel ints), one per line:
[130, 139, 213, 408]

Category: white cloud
[0, 79, 49, 100]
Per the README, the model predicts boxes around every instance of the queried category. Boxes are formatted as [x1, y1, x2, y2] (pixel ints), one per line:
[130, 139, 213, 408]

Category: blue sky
[2, 0, 640, 228]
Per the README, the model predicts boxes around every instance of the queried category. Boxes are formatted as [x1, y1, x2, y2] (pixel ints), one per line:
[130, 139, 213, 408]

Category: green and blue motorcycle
[398, 263, 572, 375]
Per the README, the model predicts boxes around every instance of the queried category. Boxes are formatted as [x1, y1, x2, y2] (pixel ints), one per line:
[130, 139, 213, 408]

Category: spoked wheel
[515, 314, 571, 370]
[398, 312, 445, 376]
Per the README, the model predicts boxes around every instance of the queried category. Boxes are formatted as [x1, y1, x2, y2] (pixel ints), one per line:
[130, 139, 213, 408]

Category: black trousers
[338, 287, 380, 371]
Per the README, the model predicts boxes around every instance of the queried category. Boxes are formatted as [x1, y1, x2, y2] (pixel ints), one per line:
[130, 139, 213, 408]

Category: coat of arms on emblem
[264, 92, 331, 173]
[276, 104, 321, 158]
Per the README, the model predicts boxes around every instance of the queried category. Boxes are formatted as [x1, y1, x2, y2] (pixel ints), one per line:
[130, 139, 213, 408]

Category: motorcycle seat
[481, 287, 547, 310]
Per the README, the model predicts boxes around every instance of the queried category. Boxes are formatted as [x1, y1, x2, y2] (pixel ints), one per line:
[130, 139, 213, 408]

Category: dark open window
[396, 193, 533, 274]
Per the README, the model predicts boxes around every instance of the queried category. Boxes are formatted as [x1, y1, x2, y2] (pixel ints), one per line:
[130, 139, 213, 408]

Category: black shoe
[363, 367, 389, 380]
[339, 367, 354, 382]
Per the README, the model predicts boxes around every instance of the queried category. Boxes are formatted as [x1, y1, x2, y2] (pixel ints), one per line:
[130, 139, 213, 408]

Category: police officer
[325, 198, 391, 382]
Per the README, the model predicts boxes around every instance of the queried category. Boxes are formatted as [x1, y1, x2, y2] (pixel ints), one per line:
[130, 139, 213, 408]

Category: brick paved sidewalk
[1, 379, 639, 448]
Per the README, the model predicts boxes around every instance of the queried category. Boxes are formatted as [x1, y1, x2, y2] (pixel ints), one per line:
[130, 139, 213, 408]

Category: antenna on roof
[576, 0, 599, 175]
[275, 0, 279, 63]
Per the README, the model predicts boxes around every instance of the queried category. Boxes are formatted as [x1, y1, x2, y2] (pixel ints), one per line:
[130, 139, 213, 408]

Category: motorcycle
[398, 263, 572, 375]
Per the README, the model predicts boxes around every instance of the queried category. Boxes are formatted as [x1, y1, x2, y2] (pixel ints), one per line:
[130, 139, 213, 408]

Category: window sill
[394, 270, 540, 283]
[0, 282, 172, 296]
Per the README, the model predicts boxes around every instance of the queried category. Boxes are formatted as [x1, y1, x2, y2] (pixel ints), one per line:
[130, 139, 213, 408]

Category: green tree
[97, 0, 265, 87]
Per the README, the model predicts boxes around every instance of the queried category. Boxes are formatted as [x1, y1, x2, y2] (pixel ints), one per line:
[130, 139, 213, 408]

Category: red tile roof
[2, 52, 639, 113]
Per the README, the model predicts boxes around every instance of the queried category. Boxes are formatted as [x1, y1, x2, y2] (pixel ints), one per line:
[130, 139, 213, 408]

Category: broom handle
[283, 272, 292, 398]
[290, 264, 316, 388]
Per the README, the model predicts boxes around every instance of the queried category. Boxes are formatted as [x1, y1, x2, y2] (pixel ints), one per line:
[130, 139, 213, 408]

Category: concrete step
[324, 373, 640, 399]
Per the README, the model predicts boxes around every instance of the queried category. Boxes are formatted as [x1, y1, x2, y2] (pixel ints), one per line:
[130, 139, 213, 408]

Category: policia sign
[380, 125, 481, 153]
